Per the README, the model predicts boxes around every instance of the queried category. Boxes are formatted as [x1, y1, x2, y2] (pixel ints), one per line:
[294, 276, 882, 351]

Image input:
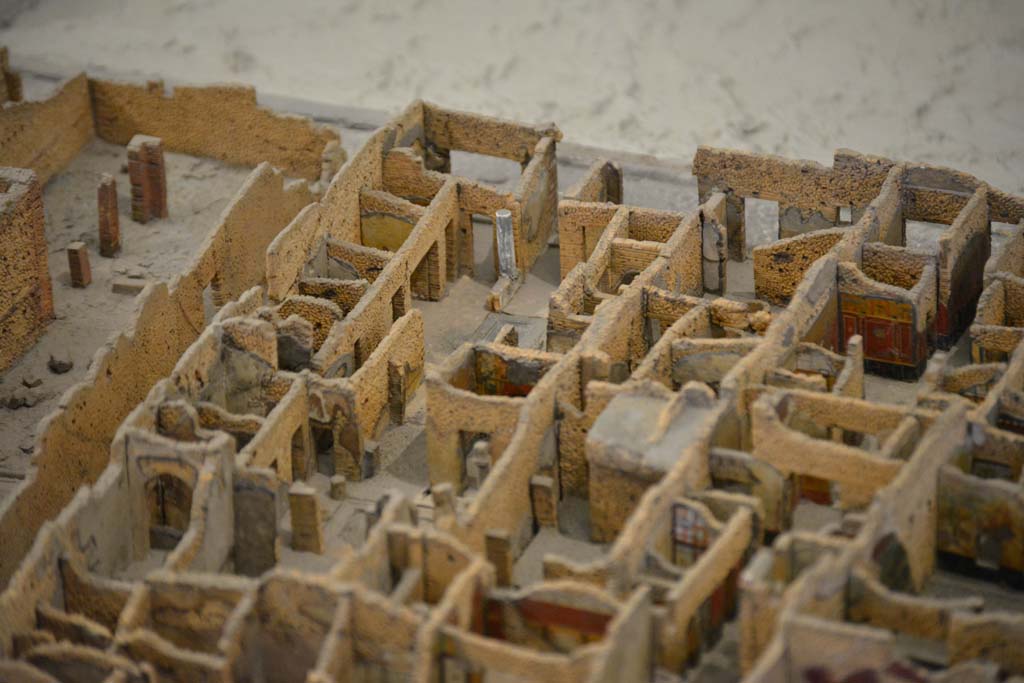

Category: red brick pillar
[67, 242, 91, 288]
[127, 134, 167, 223]
[97, 174, 120, 256]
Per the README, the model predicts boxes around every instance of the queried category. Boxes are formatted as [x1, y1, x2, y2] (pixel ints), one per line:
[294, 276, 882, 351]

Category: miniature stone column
[432, 483, 456, 523]
[329, 474, 347, 500]
[485, 529, 513, 587]
[67, 242, 91, 288]
[288, 482, 323, 554]
[97, 174, 120, 257]
[495, 209, 519, 279]
[701, 219, 727, 295]
[388, 359, 407, 425]
[127, 134, 168, 223]
[529, 475, 558, 528]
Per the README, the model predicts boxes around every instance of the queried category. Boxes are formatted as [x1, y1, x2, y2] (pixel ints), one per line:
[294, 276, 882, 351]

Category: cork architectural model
[0, 47, 1023, 683]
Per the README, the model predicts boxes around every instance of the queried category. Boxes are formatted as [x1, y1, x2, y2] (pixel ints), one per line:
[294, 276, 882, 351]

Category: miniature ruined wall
[346, 309, 424, 442]
[0, 73, 94, 185]
[315, 182, 459, 376]
[119, 572, 251, 659]
[554, 377, 620, 506]
[741, 408, 969, 677]
[581, 208, 628, 291]
[869, 165, 907, 247]
[426, 348, 530, 492]
[919, 355, 1005, 406]
[0, 168, 53, 372]
[858, 243, 931, 293]
[659, 505, 753, 671]
[657, 211, 704, 295]
[846, 567, 980, 646]
[547, 396, 719, 593]
[936, 185, 990, 345]
[416, 101, 561, 275]
[971, 275, 1024, 360]
[382, 148, 447, 207]
[937, 464, 1024, 572]
[0, 151, 308, 590]
[57, 459, 138, 579]
[838, 247, 937, 375]
[798, 276, 843, 358]
[751, 391, 905, 508]
[586, 588, 652, 683]
[433, 582, 619, 682]
[723, 254, 839, 408]
[563, 159, 623, 205]
[586, 386, 680, 543]
[164, 455, 235, 574]
[609, 238, 660, 288]
[90, 79, 340, 181]
[0, 47, 21, 104]
[450, 350, 579, 555]
[341, 588, 422, 679]
[547, 264, 592, 353]
[0, 523, 72, 655]
[266, 202, 325, 301]
[0, 283, 200, 589]
[948, 612, 1024, 673]
[230, 573, 341, 681]
[330, 497, 416, 592]
[422, 101, 559, 164]
[0, 429, 236, 654]
[514, 136, 559, 270]
[632, 305, 713, 388]
[211, 164, 314, 303]
[840, 149, 1024, 227]
[693, 147, 838, 209]
[745, 162, 905, 305]
[558, 201, 621, 278]
[7, 89, 1024, 680]
[753, 230, 844, 305]
[436, 625, 598, 682]
[237, 380, 308, 481]
[986, 222, 1023, 279]
[865, 406, 964, 590]
[359, 188, 424, 251]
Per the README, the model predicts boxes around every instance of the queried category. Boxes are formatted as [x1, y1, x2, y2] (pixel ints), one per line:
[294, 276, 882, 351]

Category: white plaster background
[3, 0, 1023, 192]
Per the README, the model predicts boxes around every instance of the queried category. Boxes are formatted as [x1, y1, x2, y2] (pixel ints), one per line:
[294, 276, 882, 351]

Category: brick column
[67, 242, 91, 288]
[127, 134, 168, 223]
[97, 174, 120, 256]
[288, 482, 323, 554]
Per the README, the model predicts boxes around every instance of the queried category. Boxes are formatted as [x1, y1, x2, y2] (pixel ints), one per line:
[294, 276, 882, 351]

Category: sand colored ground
[2, 0, 1022, 193]
[0, 140, 252, 497]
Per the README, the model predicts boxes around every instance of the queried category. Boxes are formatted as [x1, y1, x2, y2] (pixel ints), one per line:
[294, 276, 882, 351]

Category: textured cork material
[1, 54, 1024, 682]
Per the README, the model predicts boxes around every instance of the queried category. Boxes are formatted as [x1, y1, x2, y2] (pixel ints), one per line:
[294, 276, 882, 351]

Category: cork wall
[89, 79, 340, 181]
[0, 73, 94, 184]
[0, 168, 52, 372]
